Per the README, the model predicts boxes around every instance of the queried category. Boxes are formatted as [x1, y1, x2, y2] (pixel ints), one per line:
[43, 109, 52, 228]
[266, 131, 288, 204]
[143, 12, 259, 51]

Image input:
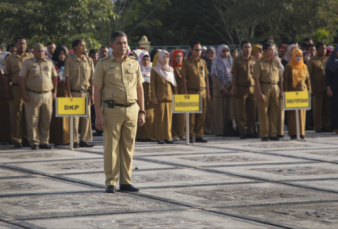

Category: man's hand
[152, 97, 158, 104]
[258, 93, 266, 101]
[52, 92, 57, 100]
[207, 93, 211, 101]
[233, 89, 239, 98]
[279, 92, 283, 100]
[95, 116, 105, 131]
[5, 89, 12, 100]
[90, 94, 94, 105]
[327, 88, 333, 97]
[138, 113, 145, 126]
[23, 93, 29, 102]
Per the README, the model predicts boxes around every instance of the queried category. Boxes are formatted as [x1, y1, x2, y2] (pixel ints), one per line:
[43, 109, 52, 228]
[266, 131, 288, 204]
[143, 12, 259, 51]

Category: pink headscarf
[138, 51, 152, 83]
[153, 50, 177, 87]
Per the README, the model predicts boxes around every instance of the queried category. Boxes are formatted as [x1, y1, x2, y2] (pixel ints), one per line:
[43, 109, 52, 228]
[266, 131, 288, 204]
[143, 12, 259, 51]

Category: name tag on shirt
[109, 65, 116, 70]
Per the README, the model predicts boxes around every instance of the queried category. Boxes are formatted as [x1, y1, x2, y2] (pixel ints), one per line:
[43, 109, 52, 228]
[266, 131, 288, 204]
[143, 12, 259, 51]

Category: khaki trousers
[24, 91, 52, 145]
[136, 101, 154, 139]
[189, 89, 207, 138]
[287, 109, 306, 136]
[203, 90, 213, 134]
[103, 103, 139, 186]
[9, 85, 28, 144]
[154, 102, 172, 141]
[72, 92, 92, 143]
[312, 91, 330, 130]
[256, 84, 280, 138]
[236, 86, 256, 134]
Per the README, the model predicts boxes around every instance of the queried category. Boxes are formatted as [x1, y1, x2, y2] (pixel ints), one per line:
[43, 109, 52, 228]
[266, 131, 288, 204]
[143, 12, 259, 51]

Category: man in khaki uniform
[181, 41, 210, 143]
[18, 43, 57, 150]
[64, 39, 95, 148]
[4, 36, 33, 148]
[93, 31, 145, 193]
[232, 41, 257, 139]
[307, 42, 331, 132]
[253, 42, 283, 141]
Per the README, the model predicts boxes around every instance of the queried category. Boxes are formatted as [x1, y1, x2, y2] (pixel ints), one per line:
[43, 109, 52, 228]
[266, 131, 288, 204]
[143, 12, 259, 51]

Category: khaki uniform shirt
[4, 53, 33, 84]
[64, 55, 94, 90]
[231, 55, 256, 86]
[19, 57, 57, 91]
[150, 69, 174, 102]
[307, 55, 328, 93]
[93, 54, 144, 104]
[181, 57, 209, 89]
[252, 57, 282, 83]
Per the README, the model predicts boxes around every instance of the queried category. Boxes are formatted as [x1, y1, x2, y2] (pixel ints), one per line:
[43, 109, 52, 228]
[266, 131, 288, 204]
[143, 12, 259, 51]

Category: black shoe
[240, 133, 247, 139]
[158, 140, 165, 144]
[120, 184, 139, 192]
[165, 140, 174, 144]
[290, 135, 297, 140]
[269, 137, 280, 141]
[39, 144, 54, 149]
[106, 185, 116, 193]
[261, 137, 269, 141]
[93, 132, 102, 136]
[14, 143, 22, 148]
[277, 135, 284, 138]
[189, 137, 195, 143]
[315, 129, 322, 133]
[31, 144, 39, 150]
[195, 138, 208, 143]
[322, 128, 334, 133]
[247, 134, 259, 138]
[300, 135, 305, 139]
[180, 136, 186, 141]
[79, 141, 94, 147]
[22, 138, 31, 147]
[73, 142, 79, 148]
[146, 138, 156, 142]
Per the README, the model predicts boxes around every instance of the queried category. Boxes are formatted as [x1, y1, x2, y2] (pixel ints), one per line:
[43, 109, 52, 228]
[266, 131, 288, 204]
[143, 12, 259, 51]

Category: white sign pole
[69, 116, 74, 150]
[186, 113, 189, 145]
[295, 109, 300, 141]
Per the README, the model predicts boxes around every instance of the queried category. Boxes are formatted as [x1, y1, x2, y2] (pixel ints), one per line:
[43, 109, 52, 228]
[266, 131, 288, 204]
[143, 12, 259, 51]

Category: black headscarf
[326, 45, 338, 73]
[52, 45, 68, 68]
[150, 48, 159, 61]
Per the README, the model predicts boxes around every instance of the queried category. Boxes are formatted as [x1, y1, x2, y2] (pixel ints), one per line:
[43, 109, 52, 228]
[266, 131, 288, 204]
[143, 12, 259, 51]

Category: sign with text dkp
[173, 94, 202, 145]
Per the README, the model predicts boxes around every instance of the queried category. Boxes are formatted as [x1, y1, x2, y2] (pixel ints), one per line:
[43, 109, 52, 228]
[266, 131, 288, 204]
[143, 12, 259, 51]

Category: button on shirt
[93, 54, 144, 104]
[4, 53, 33, 84]
[252, 57, 282, 83]
[307, 55, 328, 93]
[231, 55, 256, 86]
[63, 55, 94, 90]
[19, 57, 57, 91]
[181, 57, 209, 89]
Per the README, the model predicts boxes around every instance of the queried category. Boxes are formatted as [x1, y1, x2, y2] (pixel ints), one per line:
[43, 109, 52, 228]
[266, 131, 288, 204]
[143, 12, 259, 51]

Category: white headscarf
[0, 52, 10, 72]
[138, 51, 152, 83]
[153, 50, 177, 87]
[133, 50, 143, 59]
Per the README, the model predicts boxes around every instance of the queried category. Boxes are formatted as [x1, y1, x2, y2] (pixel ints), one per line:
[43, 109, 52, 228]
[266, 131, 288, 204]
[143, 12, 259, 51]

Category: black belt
[104, 101, 135, 107]
[188, 88, 205, 92]
[260, 82, 278, 85]
[12, 83, 19, 86]
[27, 89, 50, 94]
[71, 89, 90, 93]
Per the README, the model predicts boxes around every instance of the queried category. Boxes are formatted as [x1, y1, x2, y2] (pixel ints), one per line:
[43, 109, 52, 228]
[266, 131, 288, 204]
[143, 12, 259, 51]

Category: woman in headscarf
[283, 49, 311, 140]
[152, 52, 159, 67]
[203, 47, 216, 134]
[49, 45, 70, 145]
[282, 44, 297, 67]
[251, 44, 263, 60]
[274, 50, 285, 138]
[132, 50, 143, 60]
[171, 50, 186, 140]
[201, 46, 207, 58]
[211, 44, 236, 136]
[325, 45, 338, 134]
[0, 52, 11, 144]
[151, 50, 177, 144]
[136, 51, 155, 142]
[150, 48, 160, 61]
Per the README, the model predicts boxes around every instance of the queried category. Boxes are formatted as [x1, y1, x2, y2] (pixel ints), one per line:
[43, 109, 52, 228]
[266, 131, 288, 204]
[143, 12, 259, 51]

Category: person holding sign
[283, 49, 311, 140]
[253, 42, 283, 141]
[151, 50, 176, 144]
[18, 43, 57, 150]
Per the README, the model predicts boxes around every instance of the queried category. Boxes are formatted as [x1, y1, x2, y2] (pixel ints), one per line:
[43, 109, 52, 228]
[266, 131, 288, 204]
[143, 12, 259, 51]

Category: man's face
[89, 53, 99, 62]
[75, 41, 86, 55]
[100, 48, 108, 58]
[16, 39, 27, 53]
[47, 44, 56, 55]
[242, 43, 252, 56]
[191, 44, 202, 59]
[33, 48, 45, 60]
[9, 47, 17, 54]
[264, 46, 274, 59]
[308, 46, 316, 57]
[232, 50, 238, 58]
[110, 36, 128, 56]
[317, 45, 327, 57]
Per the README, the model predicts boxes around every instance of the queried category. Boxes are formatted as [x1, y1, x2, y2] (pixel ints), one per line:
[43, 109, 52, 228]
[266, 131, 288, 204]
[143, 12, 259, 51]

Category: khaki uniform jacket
[307, 55, 328, 93]
[252, 57, 282, 83]
[4, 53, 33, 84]
[181, 57, 209, 89]
[64, 55, 94, 90]
[150, 69, 174, 102]
[231, 55, 256, 86]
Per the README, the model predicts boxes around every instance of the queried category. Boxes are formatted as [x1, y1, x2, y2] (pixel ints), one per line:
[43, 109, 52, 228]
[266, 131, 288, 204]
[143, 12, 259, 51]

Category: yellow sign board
[56, 97, 88, 117]
[173, 94, 202, 113]
[284, 91, 311, 110]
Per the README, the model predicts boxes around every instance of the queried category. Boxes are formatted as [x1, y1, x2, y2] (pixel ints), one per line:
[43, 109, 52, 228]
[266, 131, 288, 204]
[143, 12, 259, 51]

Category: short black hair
[46, 42, 55, 46]
[111, 31, 127, 43]
[240, 40, 250, 48]
[89, 49, 98, 55]
[300, 42, 308, 50]
[262, 42, 274, 51]
[307, 44, 315, 50]
[231, 49, 238, 53]
[315, 42, 325, 50]
[289, 40, 297, 45]
[304, 37, 312, 43]
[72, 39, 84, 50]
[190, 41, 201, 49]
[14, 36, 26, 44]
[100, 46, 108, 50]
[6, 44, 14, 51]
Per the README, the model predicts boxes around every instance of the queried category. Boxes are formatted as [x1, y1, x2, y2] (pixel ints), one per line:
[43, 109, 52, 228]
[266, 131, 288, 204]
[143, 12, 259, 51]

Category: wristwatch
[139, 110, 146, 114]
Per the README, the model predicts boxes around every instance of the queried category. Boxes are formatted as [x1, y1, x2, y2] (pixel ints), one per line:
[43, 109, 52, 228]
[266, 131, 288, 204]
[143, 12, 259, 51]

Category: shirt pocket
[125, 68, 136, 84]
[106, 68, 120, 84]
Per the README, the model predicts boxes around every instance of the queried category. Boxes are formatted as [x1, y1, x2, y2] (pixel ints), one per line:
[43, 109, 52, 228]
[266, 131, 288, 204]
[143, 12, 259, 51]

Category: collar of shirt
[14, 52, 30, 59]
[32, 57, 48, 63]
[75, 55, 88, 62]
[242, 55, 253, 61]
[262, 56, 273, 63]
[110, 53, 130, 63]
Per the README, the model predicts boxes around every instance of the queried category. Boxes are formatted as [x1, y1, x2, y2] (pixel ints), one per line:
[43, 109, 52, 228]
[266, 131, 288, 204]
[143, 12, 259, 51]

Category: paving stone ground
[0, 130, 337, 228]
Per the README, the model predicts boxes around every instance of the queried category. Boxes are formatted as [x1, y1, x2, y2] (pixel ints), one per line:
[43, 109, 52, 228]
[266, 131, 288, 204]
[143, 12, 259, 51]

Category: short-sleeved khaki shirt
[19, 57, 57, 91]
[181, 57, 209, 89]
[307, 55, 328, 93]
[252, 57, 281, 83]
[93, 54, 144, 104]
[4, 52, 33, 84]
[231, 55, 256, 86]
[63, 55, 94, 90]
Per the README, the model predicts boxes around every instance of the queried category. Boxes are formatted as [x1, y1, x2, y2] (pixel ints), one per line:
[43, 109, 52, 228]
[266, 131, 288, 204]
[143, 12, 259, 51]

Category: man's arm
[278, 68, 283, 100]
[94, 85, 104, 131]
[65, 78, 72, 97]
[205, 74, 210, 101]
[19, 77, 28, 102]
[254, 78, 265, 101]
[90, 77, 94, 105]
[52, 77, 57, 100]
[137, 84, 145, 126]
